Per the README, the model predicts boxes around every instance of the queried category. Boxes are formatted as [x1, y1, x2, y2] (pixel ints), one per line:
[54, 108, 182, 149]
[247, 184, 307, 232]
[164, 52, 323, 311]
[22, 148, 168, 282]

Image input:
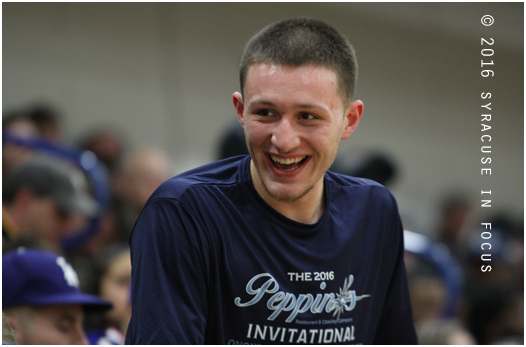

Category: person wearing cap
[2, 154, 99, 253]
[2, 248, 112, 345]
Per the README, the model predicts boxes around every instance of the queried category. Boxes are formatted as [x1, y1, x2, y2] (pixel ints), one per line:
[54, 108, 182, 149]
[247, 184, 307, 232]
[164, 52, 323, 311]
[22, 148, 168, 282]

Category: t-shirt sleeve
[125, 198, 208, 344]
[373, 212, 418, 344]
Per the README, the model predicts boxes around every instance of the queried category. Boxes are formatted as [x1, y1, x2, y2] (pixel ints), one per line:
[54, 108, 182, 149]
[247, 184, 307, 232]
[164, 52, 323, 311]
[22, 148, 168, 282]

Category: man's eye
[299, 112, 316, 120]
[255, 109, 273, 117]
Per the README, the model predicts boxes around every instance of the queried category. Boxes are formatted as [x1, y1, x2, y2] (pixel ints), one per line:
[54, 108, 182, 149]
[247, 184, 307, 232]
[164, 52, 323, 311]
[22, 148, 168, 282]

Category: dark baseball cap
[3, 154, 99, 217]
[2, 248, 112, 311]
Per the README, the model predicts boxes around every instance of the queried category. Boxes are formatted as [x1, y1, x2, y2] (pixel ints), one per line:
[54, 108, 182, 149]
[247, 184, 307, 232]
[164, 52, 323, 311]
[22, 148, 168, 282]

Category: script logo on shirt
[234, 273, 370, 322]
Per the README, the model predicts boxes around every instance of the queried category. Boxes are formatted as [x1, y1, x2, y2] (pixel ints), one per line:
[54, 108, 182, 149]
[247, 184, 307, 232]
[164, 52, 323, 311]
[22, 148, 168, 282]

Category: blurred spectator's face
[10, 305, 88, 345]
[2, 118, 38, 172]
[123, 150, 172, 209]
[128, 166, 167, 208]
[447, 329, 476, 345]
[100, 252, 132, 331]
[26, 196, 87, 248]
[409, 277, 447, 324]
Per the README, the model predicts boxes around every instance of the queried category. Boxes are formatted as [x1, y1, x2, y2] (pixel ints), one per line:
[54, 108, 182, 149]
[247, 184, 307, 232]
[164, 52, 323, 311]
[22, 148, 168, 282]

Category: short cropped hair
[239, 17, 358, 104]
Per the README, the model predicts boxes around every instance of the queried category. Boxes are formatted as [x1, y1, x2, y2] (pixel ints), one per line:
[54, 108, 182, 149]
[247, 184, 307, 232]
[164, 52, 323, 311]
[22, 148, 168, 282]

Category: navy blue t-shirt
[126, 155, 417, 344]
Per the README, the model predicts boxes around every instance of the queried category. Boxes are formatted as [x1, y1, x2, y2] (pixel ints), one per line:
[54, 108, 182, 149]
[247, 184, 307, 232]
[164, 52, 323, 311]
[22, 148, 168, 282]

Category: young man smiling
[126, 18, 417, 344]
[232, 63, 362, 224]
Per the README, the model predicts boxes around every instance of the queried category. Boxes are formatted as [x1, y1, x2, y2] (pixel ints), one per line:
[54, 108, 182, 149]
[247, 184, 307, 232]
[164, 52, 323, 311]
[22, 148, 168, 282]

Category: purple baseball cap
[2, 248, 112, 311]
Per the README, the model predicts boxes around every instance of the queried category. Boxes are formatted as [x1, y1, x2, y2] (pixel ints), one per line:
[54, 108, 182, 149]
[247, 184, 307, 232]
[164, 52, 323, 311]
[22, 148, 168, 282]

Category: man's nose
[271, 118, 300, 153]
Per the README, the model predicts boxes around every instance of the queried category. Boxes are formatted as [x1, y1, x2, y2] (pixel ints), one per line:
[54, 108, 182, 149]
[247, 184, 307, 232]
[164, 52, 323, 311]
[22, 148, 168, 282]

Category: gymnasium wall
[3, 3, 523, 235]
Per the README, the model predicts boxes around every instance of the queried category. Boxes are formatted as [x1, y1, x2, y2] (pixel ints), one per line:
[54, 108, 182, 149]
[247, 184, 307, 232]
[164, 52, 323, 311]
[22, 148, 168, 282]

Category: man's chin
[261, 181, 313, 203]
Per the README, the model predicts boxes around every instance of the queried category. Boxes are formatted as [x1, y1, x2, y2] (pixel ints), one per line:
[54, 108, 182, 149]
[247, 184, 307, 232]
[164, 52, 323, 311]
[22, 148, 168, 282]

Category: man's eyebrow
[296, 103, 324, 109]
[248, 99, 275, 107]
[249, 100, 327, 110]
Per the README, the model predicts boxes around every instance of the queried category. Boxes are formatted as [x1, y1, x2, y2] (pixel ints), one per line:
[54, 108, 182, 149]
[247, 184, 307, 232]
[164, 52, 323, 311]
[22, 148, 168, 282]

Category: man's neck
[272, 197, 325, 224]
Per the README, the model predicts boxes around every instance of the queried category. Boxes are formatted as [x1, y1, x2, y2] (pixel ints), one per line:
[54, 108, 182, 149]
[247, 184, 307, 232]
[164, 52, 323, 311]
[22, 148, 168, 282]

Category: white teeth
[270, 155, 306, 165]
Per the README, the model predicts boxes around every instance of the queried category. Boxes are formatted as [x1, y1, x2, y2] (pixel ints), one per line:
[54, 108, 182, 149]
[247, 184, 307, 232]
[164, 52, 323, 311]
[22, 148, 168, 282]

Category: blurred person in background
[77, 127, 131, 245]
[407, 267, 476, 345]
[84, 245, 132, 345]
[435, 193, 474, 260]
[462, 215, 524, 345]
[466, 283, 523, 344]
[404, 230, 476, 345]
[78, 127, 126, 178]
[112, 147, 174, 242]
[73, 208, 121, 259]
[416, 319, 475, 345]
[2, 110, 40, 176]
[116, 147, 174, 213]
[2, 154, 99, 253]
[405, 252, 458, 324]
[408, 272, 448, 325]
[330, 151, 397, 188]
[26, 103, 62, 142]
[217, 120, 249, 160]
[2, 248, 112, 345]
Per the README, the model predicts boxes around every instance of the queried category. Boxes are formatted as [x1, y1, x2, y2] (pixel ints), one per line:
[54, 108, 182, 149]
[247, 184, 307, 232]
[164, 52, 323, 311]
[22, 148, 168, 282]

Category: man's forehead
[243, 63, 346, 109]
[246, 63, 337, 78]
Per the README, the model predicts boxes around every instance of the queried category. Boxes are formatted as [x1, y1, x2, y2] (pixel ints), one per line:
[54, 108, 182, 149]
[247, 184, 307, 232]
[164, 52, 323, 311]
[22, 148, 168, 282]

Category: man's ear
[341, 100, 364, 140]
[232, 92, 245, 127]
[232, 92, 245, 128]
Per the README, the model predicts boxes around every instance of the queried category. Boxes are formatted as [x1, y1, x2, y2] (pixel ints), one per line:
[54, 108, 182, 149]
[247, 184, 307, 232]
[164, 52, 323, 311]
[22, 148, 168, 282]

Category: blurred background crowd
[2, 102, 524, 345]
[2, 3, 523, 345]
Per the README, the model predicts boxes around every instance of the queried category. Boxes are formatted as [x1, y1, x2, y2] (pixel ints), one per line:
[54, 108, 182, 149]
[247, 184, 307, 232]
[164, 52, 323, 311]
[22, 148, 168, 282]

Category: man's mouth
[270, 155, 308, 172]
